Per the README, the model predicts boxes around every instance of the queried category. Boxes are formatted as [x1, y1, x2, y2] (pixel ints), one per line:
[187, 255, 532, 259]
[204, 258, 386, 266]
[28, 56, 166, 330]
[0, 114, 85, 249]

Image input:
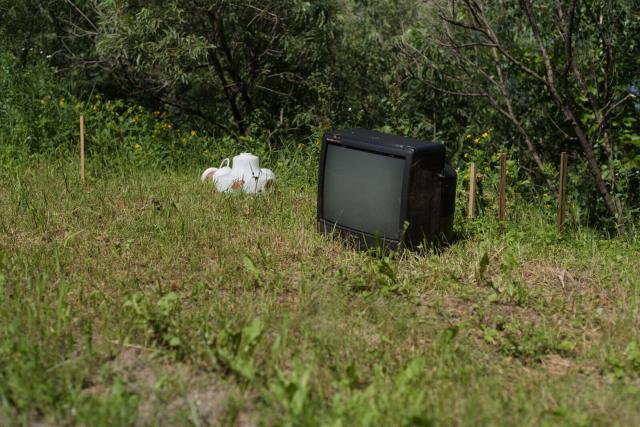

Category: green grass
[0, 155, 639, 426]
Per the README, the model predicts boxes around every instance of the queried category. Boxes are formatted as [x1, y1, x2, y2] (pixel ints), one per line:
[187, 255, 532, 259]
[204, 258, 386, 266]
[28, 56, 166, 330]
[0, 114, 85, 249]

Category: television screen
[322, 143, 405, 239]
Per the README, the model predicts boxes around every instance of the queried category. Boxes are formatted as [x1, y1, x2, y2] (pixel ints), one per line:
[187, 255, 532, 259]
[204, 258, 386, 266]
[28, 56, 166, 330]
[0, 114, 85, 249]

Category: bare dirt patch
[83, 346, 255, 426]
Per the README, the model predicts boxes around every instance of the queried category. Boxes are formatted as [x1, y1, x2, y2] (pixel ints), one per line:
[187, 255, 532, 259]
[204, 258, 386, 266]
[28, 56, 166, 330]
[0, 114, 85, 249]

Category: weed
[210, 319, 265, 382]
[605, 340, 640, 380]
[125, 292, 185, 354]
[481, 320, 576, 362]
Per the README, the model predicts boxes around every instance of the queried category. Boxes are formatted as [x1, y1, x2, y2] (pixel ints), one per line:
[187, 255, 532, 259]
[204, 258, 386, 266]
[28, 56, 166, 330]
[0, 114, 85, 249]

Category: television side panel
[439, 165, 457, 243]
[405, 153, 444, 247]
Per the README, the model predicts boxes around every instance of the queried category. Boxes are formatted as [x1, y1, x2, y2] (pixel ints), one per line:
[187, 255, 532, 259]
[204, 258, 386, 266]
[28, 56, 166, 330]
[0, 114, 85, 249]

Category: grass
[0, 153, 639, 426]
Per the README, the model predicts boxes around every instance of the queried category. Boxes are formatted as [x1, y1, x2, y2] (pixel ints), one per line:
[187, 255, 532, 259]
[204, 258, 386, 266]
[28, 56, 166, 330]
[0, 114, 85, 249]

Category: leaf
[243, 255, 261, 283]
[438, 325, 460, 346]
[157, 292, 180, 316]
[290, 367, 310, 416]
[241, 318, 264, 351]
[479, 251, 490, 277]
[487, 292, 500, 302]
[377, 257, 397, 283]
[482, 326, 499, 345]
[396, 356, 426, 386]
[230, 358, 256, 381]
[557, 340, 576, 353]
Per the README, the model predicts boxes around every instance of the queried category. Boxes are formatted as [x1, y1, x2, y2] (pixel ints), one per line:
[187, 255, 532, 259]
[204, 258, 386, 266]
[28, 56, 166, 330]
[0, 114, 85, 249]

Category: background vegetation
[1, 0, 638, 226]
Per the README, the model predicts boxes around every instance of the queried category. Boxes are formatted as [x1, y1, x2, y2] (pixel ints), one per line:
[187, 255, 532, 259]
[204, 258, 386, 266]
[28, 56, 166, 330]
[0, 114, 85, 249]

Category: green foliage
[88, 0, 339, 135]
[126, 292, 185, 351]
[212, 319, 265, 382]
[243, 255, 263, 286]
[2, 0, 638, 225]
[481, 321, 576, 362]
[0, 49, 276, 171]
[328, 357, 433, 426]
[0, 265, 140, 425]
[0, 1, 68, 63]
[267, 359, 313, 424]
[336, 253, 412, 296]
[0, 51, 73, 156]
[76, 378, 139, 426]
[606, 340, 640, 380]
[400, 0, 639, 223]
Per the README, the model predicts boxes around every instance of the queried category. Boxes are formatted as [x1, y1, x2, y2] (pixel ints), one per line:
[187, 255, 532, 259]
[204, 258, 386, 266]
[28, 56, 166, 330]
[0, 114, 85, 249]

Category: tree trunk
[207, 47, 246, 135]
[561, 106, 622, 224]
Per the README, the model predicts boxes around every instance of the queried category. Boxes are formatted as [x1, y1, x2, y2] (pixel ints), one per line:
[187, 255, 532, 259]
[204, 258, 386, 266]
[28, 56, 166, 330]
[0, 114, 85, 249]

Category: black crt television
[317, 128, 457, 249]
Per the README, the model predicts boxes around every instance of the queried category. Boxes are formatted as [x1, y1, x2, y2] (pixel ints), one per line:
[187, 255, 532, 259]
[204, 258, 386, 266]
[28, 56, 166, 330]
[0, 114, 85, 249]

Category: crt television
[317, 128, 456, 249]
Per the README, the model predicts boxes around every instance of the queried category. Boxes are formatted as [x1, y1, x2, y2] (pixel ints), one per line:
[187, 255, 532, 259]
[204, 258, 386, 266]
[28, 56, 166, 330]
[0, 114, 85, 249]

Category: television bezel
[317, 133, 415, 248]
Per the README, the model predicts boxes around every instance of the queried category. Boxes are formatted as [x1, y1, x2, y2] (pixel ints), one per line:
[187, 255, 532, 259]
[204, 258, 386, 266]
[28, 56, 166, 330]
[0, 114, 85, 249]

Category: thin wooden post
[80, 114, 85, 184]
[468, 162, 477, 218]
[557, 152, 568, 230]
[498, 153, 506, 221]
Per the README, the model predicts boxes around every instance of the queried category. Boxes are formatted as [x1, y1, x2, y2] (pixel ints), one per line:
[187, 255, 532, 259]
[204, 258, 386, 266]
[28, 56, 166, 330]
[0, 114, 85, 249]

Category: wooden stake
[80, 114, 85, 184]
[557, 152, 568, 230]
[498, 153, 506, 221]
[468, 162, 477, 218]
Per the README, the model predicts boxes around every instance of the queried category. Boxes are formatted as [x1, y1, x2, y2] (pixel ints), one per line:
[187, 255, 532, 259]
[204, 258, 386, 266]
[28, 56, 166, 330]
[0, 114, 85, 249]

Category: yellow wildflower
[134, 143, 142, 151]
[473, 138, 479, 143]
[58, 98, 66, 107]
[464, 153, 469, 159]
[482, 132, 489, 138]
[191, 130, 197, 137]
[466, 134, 471, 139]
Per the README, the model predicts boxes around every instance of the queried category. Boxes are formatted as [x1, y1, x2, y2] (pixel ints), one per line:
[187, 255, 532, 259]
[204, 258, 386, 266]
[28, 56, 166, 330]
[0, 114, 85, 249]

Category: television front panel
[317, 128, 456, 249]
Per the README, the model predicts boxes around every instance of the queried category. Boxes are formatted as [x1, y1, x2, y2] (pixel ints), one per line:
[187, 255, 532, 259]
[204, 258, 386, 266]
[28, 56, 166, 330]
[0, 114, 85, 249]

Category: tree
[0, 0, 92, 66]
[402, 0, 638, 226]
[67, 0, 338, 136]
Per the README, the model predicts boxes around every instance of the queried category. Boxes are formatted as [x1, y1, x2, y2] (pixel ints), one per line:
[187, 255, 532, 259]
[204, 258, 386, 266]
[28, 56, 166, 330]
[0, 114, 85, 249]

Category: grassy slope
[0, 158, 639, 426]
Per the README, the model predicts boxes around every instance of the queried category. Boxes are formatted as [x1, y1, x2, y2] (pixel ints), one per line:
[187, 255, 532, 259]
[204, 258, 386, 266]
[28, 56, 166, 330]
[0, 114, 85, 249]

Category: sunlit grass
[0, 156, 639, 426]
